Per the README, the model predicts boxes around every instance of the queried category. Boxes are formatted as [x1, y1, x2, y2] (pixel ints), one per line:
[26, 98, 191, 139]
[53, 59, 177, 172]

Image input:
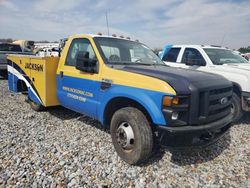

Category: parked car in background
[36, 47, 59, 57]
[0, 43, 32, 77]
[160, 45, 250, 122]
[243, 53, 250, 62]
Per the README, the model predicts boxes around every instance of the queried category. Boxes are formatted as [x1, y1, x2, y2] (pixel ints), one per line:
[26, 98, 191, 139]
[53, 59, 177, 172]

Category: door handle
[60, 71, 64, 79]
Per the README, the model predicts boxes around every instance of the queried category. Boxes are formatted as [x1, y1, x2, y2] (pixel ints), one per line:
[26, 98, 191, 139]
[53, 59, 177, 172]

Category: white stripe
[7, 65, 43, 104]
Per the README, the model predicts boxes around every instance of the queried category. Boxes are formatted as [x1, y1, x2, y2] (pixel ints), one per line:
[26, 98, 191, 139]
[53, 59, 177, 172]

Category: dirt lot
[0, 78, 249, 187]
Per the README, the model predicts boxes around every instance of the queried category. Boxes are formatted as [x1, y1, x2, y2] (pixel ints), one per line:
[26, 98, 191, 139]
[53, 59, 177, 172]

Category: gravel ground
[0, 78, 249, 188]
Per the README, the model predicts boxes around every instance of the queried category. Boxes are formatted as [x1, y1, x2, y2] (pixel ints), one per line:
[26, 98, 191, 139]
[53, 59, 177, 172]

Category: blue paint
[8, 72, 18, 92]
[160, 44, 173, 60]
[9, 65, 173, 127]
[97, 83, 171, 126]
[56, 75, 174, 126]
[28, 87, 41, 104]
[8, 71, 43, 105]
[56, 75, 101, 119]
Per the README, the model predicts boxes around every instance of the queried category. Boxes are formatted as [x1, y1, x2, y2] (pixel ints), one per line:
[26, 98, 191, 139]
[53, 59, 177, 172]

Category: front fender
[97, 84, 174, 126]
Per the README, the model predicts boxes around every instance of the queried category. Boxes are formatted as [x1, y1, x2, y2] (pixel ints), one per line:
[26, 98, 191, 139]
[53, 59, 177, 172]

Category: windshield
[94, 37, 164, 65]
[204, 48, 248, 65]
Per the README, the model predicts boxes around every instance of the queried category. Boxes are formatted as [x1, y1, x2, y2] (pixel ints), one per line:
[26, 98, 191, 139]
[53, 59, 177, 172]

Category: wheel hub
[116, 122, 135, 150]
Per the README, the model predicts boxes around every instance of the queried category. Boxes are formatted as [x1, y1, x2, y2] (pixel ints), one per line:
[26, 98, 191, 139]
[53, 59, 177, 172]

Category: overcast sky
[0, 0, 249, 49]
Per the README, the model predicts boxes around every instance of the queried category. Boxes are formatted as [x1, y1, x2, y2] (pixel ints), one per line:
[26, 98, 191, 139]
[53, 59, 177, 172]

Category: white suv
[160, 45, 250, 122]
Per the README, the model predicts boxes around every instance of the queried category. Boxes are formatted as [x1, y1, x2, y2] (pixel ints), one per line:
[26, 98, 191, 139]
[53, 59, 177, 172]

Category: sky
[0, 0, 249, 49]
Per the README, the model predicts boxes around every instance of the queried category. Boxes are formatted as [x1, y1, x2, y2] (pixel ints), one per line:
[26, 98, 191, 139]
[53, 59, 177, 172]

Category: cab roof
[169, 44, 229, 50]
[69, 34, 135, 42]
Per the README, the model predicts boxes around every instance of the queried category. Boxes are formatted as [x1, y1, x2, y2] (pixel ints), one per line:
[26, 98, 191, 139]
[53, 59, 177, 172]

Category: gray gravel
[0, 78, 249, 188]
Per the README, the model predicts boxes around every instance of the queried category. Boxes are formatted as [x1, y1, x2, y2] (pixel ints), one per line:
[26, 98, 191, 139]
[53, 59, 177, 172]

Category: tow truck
[7, 34, 233, 164]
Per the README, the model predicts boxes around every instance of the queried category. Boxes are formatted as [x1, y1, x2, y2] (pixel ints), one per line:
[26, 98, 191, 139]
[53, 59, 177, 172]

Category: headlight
[162, 96, 179, 107]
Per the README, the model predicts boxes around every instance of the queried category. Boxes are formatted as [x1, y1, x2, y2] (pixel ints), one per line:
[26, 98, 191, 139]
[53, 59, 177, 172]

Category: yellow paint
[57, 34, 176, 95]
[8, 34, 176, 107]
[8, 55, 60, 107]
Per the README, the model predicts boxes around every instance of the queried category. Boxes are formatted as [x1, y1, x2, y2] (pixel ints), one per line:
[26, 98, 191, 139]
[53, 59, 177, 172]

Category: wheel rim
[116, 122, 135, 150]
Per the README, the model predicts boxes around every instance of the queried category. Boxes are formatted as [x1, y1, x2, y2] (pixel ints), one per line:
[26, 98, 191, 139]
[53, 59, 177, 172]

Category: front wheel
[231, 93, 243, 123]
[110, 107, 153, 165]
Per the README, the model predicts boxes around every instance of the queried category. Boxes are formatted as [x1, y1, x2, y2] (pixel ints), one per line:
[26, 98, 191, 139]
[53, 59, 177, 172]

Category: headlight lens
[162, 96, 179, 107]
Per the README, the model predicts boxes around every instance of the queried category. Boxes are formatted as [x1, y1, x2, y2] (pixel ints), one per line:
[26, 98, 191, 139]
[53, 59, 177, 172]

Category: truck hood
[205, 63, 250, 91]
[121, 65, 231, 95]
[220, 63, 250, 72]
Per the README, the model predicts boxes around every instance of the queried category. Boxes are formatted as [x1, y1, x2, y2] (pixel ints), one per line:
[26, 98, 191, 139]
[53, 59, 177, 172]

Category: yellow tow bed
[7, 55, 60, 107]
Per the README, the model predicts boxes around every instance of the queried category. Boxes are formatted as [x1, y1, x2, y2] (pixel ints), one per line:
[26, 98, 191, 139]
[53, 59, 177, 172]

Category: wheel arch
[103, 97, 152, 130]
[102, 96, 163, 130]
[17, 79, 28, 92]
[232, 82, 242, 97]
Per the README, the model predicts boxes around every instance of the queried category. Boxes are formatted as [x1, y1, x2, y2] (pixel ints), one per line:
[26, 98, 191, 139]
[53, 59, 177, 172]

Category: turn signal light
[162, 96, 179, 107]
[172, 97, 179, 105]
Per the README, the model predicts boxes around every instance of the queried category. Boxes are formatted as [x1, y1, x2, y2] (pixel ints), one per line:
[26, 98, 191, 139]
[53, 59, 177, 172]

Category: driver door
[57, 38, 101, 119]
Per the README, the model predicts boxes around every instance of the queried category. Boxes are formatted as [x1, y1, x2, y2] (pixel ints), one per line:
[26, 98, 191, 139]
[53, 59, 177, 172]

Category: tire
[110, 107, 153, 165]
[29, 99, 44, 112]
[231, 92, 243, 123]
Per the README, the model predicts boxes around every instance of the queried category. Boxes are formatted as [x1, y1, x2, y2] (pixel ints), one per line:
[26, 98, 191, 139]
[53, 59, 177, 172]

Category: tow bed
[8, 55, 59, 107]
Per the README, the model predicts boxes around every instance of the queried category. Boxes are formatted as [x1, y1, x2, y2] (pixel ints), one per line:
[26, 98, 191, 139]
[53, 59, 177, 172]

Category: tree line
[0, 38, 58, 43]
[238, 46, 250, 54]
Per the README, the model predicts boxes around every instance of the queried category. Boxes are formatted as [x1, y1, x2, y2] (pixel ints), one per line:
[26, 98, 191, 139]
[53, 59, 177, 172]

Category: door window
[65, 38, 96, 66]
[162, 48, 181, 62]
[181, 48, 206, 66]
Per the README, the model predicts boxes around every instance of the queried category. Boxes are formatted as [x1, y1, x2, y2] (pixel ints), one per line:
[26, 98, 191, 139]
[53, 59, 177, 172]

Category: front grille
[198, 87, 232, 124]
[162, 86, 232, 126]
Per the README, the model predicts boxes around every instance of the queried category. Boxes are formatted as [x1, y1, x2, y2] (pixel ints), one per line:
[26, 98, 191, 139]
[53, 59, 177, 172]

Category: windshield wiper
[107, 62, 132, 65]
[153, 64, 168, 67]
[134, 62, 155, 66]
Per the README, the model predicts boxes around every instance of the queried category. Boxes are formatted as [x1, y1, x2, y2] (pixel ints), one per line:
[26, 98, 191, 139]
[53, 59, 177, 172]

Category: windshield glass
[94, 37, 164, 65]
[204, 48, 248, 65]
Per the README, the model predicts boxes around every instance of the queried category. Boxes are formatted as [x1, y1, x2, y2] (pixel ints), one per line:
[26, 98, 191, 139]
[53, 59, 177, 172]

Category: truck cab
[7, 35, 233, 164]
[160, 45, 250, 122]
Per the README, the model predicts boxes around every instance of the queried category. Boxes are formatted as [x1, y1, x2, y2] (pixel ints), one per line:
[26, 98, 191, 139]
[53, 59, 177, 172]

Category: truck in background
[160, 45, 250, 122]
[13, 40, 35, 52]
[0, 42, 32, 77]
[7, 34, 233, 164]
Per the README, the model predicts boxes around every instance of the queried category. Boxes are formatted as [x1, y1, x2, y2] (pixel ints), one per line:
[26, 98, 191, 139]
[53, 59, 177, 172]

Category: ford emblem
[220, 97, 228, 105]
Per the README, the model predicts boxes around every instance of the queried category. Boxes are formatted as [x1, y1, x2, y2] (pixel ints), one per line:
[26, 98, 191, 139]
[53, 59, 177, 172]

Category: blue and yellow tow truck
[7, 34, 233, 164]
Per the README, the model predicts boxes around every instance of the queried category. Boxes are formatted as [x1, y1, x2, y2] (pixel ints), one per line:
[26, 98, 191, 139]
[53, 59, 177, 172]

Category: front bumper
[242, 91, 250, 111]
[156, 113, 233, 150]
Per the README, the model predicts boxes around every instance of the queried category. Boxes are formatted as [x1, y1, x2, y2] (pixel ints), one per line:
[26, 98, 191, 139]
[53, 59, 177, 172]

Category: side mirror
[76, 51, 98, 73]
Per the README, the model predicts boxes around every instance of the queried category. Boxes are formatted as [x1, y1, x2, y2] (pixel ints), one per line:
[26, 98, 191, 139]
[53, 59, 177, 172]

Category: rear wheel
[110, 107, 153, 165]
[29, 99, 44, 111]
[231, 92, 243, 123]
